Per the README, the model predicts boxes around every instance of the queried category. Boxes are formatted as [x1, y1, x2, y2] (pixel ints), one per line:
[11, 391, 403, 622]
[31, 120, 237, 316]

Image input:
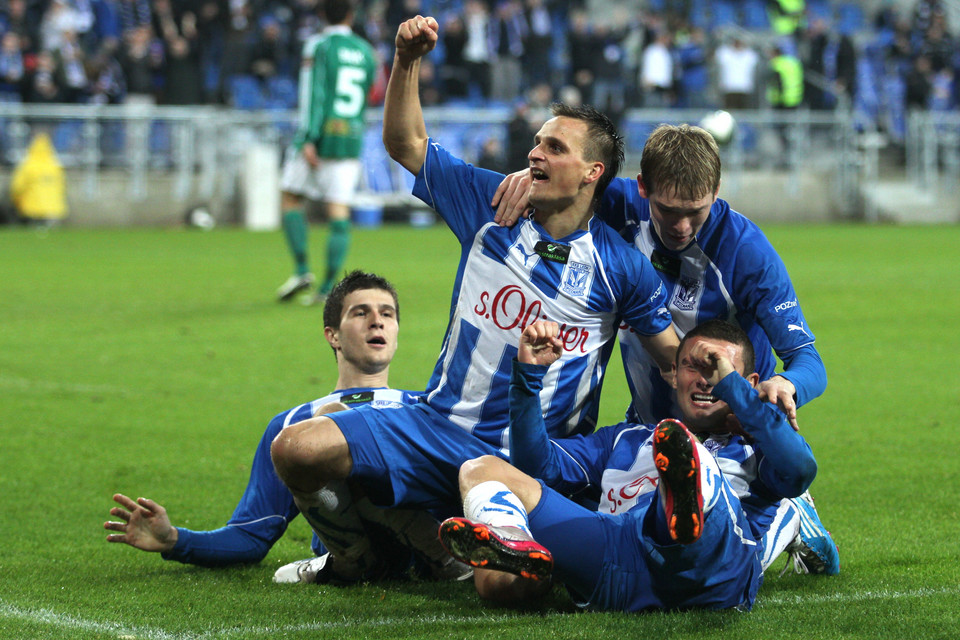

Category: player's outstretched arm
[492, 169, 533, 226]
[104, 493, 178, 553]
[382, 15, 438, 175]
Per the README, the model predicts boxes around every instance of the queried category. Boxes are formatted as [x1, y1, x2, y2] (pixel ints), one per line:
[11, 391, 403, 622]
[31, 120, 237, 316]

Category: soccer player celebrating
[492, 123, 835, 575]
[105, 272, 467, 584]
[269, 16, 679, 551]
[275, 0, 379, 305]
[440, 319, 819, 610]
[494, 124, 825, 427]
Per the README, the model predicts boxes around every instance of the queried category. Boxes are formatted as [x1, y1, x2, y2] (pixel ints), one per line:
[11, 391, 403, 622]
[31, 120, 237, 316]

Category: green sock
[321, 219, 351, 294]
[281, 210, 309, 276]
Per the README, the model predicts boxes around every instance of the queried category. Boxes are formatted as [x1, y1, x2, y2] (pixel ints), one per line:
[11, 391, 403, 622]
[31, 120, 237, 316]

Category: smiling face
[527, 116, 602, 214]
[673, 336, 745, 431]
[639, 179, 716, 252]
[325, 288, 399, 375]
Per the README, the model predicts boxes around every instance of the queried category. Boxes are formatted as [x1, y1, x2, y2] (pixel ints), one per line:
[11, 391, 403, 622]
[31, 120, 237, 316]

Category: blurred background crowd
[0, 0, 955, 135]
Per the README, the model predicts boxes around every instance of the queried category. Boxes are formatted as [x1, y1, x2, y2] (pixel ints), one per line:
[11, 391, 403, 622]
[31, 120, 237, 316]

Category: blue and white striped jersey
[508, 360, 816, 551]
[163, 387, 419, 567]
[598, 177, 826, 424]
[413, 141, 672, 449]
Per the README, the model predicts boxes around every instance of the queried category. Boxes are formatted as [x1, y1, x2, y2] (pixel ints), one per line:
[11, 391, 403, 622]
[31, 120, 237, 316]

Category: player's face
[527, 116, 600, 213]
[330, 288, 399, 374]
[640, 180, 716, 251]
[673, 336, 744, 431]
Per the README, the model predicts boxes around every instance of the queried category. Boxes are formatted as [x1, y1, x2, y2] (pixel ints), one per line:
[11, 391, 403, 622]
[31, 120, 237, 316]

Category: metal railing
[2, 102, 948, 222]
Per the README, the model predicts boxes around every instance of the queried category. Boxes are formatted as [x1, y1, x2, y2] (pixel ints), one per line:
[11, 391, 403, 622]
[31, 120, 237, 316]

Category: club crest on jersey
[560, 261, 592, 297]
[671, 275, 701, 311]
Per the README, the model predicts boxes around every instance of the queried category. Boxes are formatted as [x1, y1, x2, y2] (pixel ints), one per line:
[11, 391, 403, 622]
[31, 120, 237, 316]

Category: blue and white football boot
[783, 491, 840, 576]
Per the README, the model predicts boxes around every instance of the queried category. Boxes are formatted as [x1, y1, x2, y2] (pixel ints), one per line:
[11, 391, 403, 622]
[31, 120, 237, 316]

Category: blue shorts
[529, 481, 763, 612]
[329, 402, 504, 510]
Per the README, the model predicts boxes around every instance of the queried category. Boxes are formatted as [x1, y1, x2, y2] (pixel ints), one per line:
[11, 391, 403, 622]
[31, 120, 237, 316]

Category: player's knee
[458, 455, 505, 494]
[280, 191, 302, 211]
[269, 425, 302, 484]
[271, 416, 348, 491]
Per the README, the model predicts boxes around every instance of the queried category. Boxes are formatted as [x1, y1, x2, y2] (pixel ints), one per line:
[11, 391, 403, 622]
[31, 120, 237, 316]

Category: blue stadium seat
[689, 0, 711, 29]
[266, 75, 297, 109]
[100, 121, 126, 160]
[149, 121, 172, 163]
[431, 123, 466, 159]
[53, 120, 84, 155]
[806, 0, 833, 21]
[710, 0, 739, 29]
[361, 130, 397, 194]
[363, 154, 396, 193]
[227, 74, 264, 110]
[882, 74, 906, 142]
[736, 123, 758, 152]
[836, 2, 865, 35]
[741, 0, 769, 29]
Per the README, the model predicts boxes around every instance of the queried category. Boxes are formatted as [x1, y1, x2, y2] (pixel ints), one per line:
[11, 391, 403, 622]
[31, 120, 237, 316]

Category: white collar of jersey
[528, 212, 593, 243]
[324, 25, 354, 35]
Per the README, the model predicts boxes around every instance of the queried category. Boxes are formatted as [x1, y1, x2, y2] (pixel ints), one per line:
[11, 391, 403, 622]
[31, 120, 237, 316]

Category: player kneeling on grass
[440, 319, 832, 611]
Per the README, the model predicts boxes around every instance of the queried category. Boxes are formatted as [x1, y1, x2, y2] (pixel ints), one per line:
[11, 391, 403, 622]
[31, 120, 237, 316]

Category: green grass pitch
[1, 222, 958, 639]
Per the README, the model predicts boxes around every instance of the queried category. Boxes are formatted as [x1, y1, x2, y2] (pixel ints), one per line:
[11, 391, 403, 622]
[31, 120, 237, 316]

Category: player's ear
[746, 372, 760, 388]
[636, 174, 649, 199]
[584, 161, 604, 185]
[324, 326, 340, 351]
[669, 363, 678, 389]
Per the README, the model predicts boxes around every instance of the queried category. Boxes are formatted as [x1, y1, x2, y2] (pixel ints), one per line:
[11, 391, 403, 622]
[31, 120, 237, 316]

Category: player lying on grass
[105, 271, 468, 584]
[490, 122, 834, 575]
[439, 319, 835, 610]
[269, 16, 679, 549]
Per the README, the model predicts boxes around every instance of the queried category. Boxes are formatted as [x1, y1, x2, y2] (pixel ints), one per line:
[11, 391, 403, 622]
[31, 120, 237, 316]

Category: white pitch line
[0, 603, 522, 640]
[3, 586, 959, 638]
[0, 601, 204, 640]
[760, 584, 960, 607]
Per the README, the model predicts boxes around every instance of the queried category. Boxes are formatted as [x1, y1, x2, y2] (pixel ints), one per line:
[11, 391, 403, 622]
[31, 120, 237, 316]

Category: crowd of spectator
[0, 0, 956, 131]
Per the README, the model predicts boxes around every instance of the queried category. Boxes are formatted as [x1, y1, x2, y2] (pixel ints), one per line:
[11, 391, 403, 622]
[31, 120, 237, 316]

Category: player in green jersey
[276, 0, 379, 305]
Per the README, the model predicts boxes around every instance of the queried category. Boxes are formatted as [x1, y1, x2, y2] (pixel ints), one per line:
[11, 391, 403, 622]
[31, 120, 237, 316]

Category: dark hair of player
[323, 270, 400, 331]
[324, 0, 355, 25]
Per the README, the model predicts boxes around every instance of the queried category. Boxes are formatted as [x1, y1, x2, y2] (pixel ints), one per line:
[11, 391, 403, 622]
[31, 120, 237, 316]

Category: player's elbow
[780, 456, 818, 498]
[382, 134, 426, 175]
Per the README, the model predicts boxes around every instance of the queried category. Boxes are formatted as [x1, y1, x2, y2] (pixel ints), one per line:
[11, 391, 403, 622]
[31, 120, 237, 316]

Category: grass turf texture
[1, 223, 958, 639]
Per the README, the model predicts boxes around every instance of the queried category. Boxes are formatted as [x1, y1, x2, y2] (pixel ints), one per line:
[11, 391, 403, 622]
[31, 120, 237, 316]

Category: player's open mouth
[692, 393, 718, 404]
[531, 168, 548, 181]
[367, 337, 387, 345]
